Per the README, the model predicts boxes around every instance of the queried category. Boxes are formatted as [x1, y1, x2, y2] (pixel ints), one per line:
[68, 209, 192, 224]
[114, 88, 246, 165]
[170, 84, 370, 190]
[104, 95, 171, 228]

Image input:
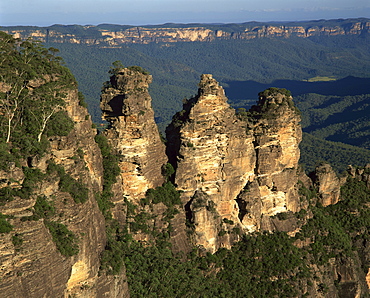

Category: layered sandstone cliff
[99, 67, 191, 252]
[2, 19, 370, 46]
[166, 75, 303, 252]
[0, 84, 129, 297]
[242, 88, 303, 231]
[100, 67, 167, 203]
[1, 64, 369, 296]
[166, 74, 256, 252]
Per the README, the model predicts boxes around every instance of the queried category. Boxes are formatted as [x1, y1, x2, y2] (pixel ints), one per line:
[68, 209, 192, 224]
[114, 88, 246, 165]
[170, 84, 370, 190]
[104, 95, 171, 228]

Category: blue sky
[1, 0, 370, 26]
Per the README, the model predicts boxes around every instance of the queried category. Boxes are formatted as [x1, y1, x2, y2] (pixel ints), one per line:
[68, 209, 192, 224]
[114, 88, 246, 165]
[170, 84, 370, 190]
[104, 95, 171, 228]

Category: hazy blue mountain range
[2, 19, 369, 172]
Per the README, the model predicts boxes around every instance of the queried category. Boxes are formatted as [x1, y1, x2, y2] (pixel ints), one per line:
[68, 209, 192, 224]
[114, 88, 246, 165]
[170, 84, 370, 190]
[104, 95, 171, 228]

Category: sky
[1, 0, 370, 27]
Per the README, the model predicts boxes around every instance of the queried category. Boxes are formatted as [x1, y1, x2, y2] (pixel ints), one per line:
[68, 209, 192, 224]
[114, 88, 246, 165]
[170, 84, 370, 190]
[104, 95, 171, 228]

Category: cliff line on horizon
[1, 18, 370, 46]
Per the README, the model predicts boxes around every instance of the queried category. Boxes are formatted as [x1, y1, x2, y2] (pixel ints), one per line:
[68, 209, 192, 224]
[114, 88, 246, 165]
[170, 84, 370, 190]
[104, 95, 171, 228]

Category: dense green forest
[295, 93, 370, 149]
[46, 33, 370, 172]
[299, 133, 370, 173]
[1, 29, 370, 297]
[47, 34, 370, 128]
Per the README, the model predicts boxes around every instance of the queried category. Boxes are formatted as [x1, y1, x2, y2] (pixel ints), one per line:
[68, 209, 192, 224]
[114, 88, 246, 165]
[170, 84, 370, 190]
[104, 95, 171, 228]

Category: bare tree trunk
[37, 106, 60, 142]
[6, 116, 12, 143]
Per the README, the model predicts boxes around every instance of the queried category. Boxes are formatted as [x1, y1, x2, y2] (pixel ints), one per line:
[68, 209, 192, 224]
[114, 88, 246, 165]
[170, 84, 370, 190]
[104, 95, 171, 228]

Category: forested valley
[44, 32, 370, 173]
[1, 22, 370, 297]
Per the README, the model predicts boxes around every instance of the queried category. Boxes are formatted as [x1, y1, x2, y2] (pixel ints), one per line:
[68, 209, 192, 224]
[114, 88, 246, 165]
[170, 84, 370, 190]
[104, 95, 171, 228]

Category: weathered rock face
[242, 90, 303, 231]
[311, 163, 342, 206]
[101, 68, 167, 203]
[167, 75, 303, 252]
[0, 87, 129, 297]
[167, 74, 256, 252]
[3, 19, 370, 45]
[347, 164, 370, 188]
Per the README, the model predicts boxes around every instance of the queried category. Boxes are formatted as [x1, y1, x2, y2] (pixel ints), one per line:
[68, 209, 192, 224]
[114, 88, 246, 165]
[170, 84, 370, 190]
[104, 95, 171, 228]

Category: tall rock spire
[239, 88, 303, 232]
[100, 67, 167, 202]
[166, 74, 256, 252]
[167, 76, 304, 252]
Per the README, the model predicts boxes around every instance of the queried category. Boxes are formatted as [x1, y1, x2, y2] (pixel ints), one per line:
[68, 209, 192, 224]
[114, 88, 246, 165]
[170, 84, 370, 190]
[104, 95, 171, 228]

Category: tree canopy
[0, 32, 76, 157]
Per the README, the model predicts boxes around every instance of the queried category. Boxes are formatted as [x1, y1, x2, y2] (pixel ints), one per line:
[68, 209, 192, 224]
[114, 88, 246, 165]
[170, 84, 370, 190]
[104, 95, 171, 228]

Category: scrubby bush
[0, 213, 13, 233]
[47, 161, 88, 204]
[145, 182, 181, 207]
[45, 111, 74, 137]
[45, 221, 79, 257]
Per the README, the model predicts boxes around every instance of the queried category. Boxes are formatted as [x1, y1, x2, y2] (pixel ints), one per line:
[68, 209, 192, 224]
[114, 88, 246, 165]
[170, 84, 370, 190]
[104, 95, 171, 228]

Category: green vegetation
[0, 140, 18, 171]
[47, 161, 89, 204]
[44, 111, 74, 137]
[0, 213, 13, 233]
[306, 76, 337, 82]
[99, 221, 128, 275]
[145, 182, 181, 207]
[108, 60, 125, 75]
[118, 226, 311, 297]
[296, 176, 370, 267]
[94, 134, 120, 219]
[12, 234, 23, 248]
[300, 132, 370, 173]
[45, 221, 79, 257]
[16, 193, 79, 257]
[21, 195, 55, 221]
[295, 93, 370, 150]
[0, 167, 46, 204]
[100, 179, 183, 274]
[128, 65, 149, 75]
[0, 32, 76, 155]
[161, 163, 175, 182]
[258, 87, 292, 98]
[93, 132, 127, 274]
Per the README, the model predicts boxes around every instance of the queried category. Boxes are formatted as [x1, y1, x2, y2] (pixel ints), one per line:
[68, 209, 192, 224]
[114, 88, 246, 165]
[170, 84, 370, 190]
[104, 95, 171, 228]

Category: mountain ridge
[1, 18, 370, 45]
[1, 30, 370, 296]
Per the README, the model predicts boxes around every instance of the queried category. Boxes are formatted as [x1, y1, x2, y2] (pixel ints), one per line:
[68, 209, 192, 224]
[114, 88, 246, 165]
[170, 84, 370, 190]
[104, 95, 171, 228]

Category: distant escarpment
[166, 75, 304, 252]
[1, 18, 370, 46]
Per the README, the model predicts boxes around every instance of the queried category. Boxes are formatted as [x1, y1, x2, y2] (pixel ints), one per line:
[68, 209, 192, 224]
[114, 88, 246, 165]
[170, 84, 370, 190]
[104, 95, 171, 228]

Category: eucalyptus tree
[0, 32, 75, 154]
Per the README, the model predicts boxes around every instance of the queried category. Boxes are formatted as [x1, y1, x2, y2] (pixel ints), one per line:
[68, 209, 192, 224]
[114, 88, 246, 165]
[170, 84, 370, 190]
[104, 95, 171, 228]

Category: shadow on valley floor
[223, 76, 370, 105]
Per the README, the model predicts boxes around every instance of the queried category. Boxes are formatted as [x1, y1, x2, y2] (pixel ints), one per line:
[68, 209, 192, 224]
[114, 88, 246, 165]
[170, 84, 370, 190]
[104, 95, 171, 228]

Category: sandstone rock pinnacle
[311, 163, 341, 206]
[167, 77, 304, 252]
[100, 67, 167, 203]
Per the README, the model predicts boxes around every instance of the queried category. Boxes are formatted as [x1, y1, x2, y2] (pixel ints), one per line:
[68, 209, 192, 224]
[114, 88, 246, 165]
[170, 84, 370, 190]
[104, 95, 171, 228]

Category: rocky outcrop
[311, 163, 342, 206]
[99, 67, 192, 254]
[100, 67, 167, 204]
[2, 18, 370, 46]
[166, 75, 303, 252]
[243, 88, 303, 230]
[347, 164, 370, 188]
[166, 74, 256, 252]
[0, 86, 129, 297]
